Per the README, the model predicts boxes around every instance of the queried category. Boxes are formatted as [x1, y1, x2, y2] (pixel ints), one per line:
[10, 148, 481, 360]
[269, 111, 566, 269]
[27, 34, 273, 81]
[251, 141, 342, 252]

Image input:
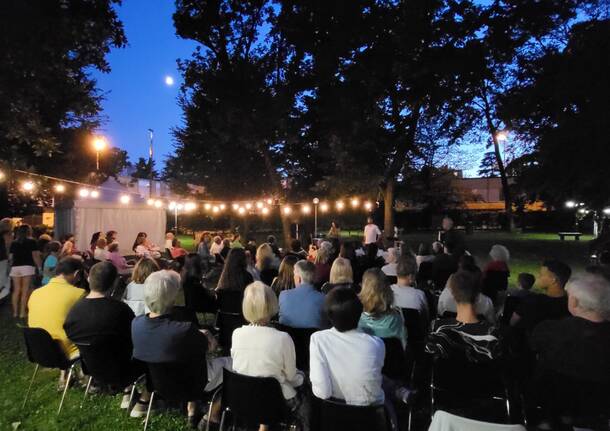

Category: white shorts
[9, 265, 36, 277]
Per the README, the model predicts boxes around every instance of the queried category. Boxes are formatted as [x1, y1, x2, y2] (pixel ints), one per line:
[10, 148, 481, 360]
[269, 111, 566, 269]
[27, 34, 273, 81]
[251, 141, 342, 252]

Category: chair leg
[143, 391, 155, 431]
[22, 364, 39, 409]
[128, 382, 138, 415]
[219, 408, 228, 431]
[80, 376, 93, 409]
[58, 365, 74, 415]
[206, 387, 222, 431]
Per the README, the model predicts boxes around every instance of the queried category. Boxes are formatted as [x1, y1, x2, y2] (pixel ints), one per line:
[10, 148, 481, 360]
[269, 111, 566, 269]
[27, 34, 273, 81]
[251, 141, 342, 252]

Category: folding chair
[215, 290, 247, 351]
[22, 327, 79, 415]
[219, 368, 295, 430]
[317, 397, 391, 431]
[275, 324, 318, 372]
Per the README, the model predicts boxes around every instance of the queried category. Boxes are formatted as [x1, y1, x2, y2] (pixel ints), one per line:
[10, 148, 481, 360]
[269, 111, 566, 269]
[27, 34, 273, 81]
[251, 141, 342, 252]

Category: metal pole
[314, 204, 318, 238]
[96, 151, 100, 171]
[174, 207, 178, 232]
[148, 129, 154, 198]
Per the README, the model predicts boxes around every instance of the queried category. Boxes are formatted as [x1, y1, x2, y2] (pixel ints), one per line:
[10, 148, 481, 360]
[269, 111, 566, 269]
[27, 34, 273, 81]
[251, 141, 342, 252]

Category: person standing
[9, 224, 42, 319]
[438, 216, 465, 256]
[327, 222, 341, 240]
[363, 217, 382, 246]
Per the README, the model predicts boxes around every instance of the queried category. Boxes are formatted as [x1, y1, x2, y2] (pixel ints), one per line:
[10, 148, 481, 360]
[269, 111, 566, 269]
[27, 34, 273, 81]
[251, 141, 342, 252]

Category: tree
[478, 151, 501, 178]
[502, 19, 610, 211]
[132, 157, 158, 180]
[0, 0, 125, 167]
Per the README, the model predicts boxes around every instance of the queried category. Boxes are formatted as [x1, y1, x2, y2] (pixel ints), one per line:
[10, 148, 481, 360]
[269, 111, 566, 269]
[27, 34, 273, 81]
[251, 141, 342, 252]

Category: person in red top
[482, 244, 510, 304]
[170, 238, 188, 259]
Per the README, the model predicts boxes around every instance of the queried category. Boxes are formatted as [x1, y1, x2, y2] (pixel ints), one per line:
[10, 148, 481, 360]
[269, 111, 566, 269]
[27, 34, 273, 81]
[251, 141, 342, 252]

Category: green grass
[0, 231, 593, 430]
[177, 235, 196, 252]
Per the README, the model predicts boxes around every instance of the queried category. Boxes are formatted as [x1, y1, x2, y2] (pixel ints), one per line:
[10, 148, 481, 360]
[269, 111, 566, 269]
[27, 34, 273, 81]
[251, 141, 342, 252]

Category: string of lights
[1, 168, 378, 216]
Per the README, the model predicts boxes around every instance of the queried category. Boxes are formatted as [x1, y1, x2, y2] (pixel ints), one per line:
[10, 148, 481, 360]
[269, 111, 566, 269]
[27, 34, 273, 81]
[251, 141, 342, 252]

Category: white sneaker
[130, 399, 150, 418]
[120, 392, 132, 409]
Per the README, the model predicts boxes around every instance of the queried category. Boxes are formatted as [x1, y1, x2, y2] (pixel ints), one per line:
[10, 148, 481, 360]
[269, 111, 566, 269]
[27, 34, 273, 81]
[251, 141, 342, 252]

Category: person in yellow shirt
[28, 257, 85, 361]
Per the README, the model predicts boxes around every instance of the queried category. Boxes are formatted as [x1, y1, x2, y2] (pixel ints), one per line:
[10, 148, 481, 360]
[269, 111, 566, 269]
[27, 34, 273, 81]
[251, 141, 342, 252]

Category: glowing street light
[313, 198, 320, 237]
[565, 200, 576, 209]
[92, 136, 107, 171]
[496, 131, 508, 142]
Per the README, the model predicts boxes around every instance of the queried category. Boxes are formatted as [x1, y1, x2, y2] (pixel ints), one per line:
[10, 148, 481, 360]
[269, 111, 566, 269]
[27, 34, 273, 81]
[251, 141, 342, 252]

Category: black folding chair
[317, 397, 391, 431]
[500, 295, 521, 325]
[430, 357, 511, 423]
[483, 271, 509, 305]
[381, 337, 409, 382]
[74, 336, 144, 410]
[275, 324, 318, 372]
[219, 368, 294, 430]
[215, 290, 247, 351]
[416, 261, 434, 289]
[144, 359, 211, 431]
[22, 327, 79, 414]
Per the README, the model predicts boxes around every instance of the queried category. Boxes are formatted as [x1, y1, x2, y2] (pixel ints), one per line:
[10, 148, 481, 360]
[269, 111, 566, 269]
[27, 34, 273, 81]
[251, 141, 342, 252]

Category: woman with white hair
[381, 247, 398, 277]
[231, 281, 307, 430]
[482, 244, 510, 304]
[531, 273, 610, 429]
[131, 270, 231, 425]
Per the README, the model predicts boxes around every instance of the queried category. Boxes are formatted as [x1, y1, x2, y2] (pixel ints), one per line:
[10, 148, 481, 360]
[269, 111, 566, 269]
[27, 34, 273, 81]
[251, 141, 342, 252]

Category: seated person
[209, 235, 223, 260]
[313, 246, 332, 287]
[63, 261, 148, 416]
[107, 242, 133, 274]
[391, 254, 428, 320]
[357, 243, 385, 273]
[170, 238, 188, 259]
[437, 262, 495, 323]
[507, 272, 535, 298]
[426, 270, 502, 363]
[358, 268, 406, 348]
[510, 260, 572, 331]
[310, 287, 385, 406]
[131, 270, 231, 424]
[28, 258, 85, 386]
[164, 232, 175, 251]
[530, 273, 610, 429]
[279, 260, 325, 328]
[123, 258, 159, 316]
[381, 247, 398, 277]
[93, 237, 109, 261]
[321, 257, 354, 294]
[415, 243, 435, 269]
[286, 239, 308, 260]
[431, 241, 459, 290]
[232, 281, 306, 428]
[482, 244, 510, 302]
[41, 241, 61, 286]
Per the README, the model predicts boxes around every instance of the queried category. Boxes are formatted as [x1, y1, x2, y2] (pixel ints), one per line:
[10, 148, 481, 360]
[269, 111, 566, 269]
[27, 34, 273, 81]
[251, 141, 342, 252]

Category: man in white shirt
[310, 287, 385, 406]
[363, 217, 382, 245]
[391, 255, 428, 320]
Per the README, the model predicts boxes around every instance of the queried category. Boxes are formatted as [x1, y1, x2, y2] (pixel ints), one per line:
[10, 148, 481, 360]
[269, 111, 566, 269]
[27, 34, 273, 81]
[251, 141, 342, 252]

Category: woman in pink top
[107, 242, 133, 274]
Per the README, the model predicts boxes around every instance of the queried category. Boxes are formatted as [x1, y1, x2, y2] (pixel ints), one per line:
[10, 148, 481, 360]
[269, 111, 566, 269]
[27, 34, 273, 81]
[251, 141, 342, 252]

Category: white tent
[54, 177, 166, 255]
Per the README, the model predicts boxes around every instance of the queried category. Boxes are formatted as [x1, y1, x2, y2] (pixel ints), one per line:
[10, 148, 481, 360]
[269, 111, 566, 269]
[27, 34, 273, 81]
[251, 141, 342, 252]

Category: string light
[79, 188, 90, 198]
[147, 198, 155, 205]
[169, 201, 177, 210]
[219, 203, 226, 210]
[261, 207, 270, 215]
[256, 201, 264, 209]
[351, 198, 360, 208]
[204, 203, 212, 210]
[320, 202, 329, 212]
[302, 205, 311, 214]
[238, 207, 246, 215]
[90, 190, 99, 198]
[185, 202, 197, 211]
[245, 203, 252, 210]
[21, 181, 35, 192]
[283, 206, 292, 215]
[212, 206, 220, 213]
[336, 201, 345, 211]
[154, 200, 163, 208]
[177, 203, 184, 211]
[266, 198, 273, 205]
[232, 203, 239, 211]
[120, 194, 131, 204]
[54, 184, 66, 193]
[364, 201, 373, 210]
[0, 170, 5, 181]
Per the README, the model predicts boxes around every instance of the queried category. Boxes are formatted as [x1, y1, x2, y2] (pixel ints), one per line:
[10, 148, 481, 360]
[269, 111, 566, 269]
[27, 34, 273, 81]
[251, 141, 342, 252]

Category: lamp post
[148, 129, 154, 198]
[92, 136, 107, 171]
[313, 197, 320, 238]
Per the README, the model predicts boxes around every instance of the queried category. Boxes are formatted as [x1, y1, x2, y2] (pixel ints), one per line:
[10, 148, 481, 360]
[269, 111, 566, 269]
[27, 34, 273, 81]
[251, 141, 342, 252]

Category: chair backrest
[74, 335, 134, 388]
[417, 261, 434, 285]
[440, 311, 487, 322]
[401, 308, 425, 344]
[386, 275, 398, 285]
[216, 289, 247, 349]
[432, 357, 505, 399]
[23, 327, 71, 370]
[147, 360, 208, 401]
[429, 410, 526, 431]
[381, 337, 408, 381]
[222, 368, 288, 427]
[217, 289, 244, 314]
[317, 398, 390, 431]
[275, 324, 318, 372]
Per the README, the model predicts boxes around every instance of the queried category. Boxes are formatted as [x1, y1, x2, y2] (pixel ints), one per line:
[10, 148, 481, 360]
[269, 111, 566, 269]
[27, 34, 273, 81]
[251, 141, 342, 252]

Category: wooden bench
[558, 232, 582, 241]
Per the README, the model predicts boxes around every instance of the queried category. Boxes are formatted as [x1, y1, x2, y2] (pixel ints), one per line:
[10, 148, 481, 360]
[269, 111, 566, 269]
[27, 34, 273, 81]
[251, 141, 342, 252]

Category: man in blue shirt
[279, 260, 326, 328]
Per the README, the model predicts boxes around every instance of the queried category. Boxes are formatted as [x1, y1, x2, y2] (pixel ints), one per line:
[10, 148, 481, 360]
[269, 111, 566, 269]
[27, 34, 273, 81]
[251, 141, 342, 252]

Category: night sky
[91, 0, 196, 170]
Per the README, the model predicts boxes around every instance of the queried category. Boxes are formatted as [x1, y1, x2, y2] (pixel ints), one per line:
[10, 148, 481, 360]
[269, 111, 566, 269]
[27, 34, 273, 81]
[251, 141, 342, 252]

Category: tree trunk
[481, 88, 514, 231]
[383, 179, 395, 243]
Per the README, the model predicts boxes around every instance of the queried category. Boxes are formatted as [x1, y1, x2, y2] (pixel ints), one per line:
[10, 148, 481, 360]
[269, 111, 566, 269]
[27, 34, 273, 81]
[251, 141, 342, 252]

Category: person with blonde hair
[321, 257, 354, 294]
[123, 258, 160, 316]
[255, 243, 279, 285]
[358, 268, 406, 348]
[270, 255, 298, 295]
[231, 281, 306, 430]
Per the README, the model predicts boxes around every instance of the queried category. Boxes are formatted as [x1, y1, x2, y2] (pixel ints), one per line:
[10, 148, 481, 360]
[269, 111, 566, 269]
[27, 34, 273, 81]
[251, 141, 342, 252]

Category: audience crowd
[1, 215, 610, 431]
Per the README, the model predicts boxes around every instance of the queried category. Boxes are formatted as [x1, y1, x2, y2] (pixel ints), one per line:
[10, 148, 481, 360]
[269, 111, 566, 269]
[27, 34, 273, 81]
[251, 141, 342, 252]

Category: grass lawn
[0, 231, 592, 430]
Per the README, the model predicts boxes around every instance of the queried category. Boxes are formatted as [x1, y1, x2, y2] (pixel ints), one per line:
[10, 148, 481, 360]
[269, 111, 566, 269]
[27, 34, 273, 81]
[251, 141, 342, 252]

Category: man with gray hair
[131, 270, 231, 424]
[279, 260, 326, 328]
[530, 272, 610, 428]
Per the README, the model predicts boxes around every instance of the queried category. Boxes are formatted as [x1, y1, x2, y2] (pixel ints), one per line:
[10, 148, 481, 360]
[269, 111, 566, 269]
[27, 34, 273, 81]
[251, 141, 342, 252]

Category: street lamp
[313, 197, 320, 238]
[92, 136, 107, 171]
